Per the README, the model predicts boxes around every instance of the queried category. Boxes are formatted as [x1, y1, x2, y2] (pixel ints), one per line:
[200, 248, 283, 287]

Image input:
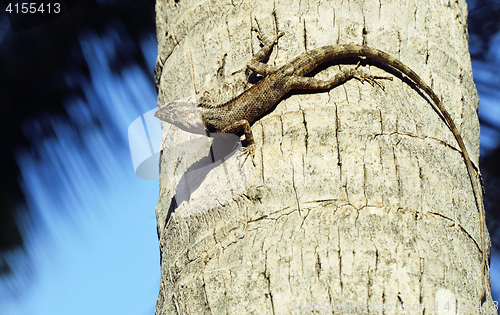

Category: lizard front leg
[247, 31, 285, 76]
[220, 119, 255, 163]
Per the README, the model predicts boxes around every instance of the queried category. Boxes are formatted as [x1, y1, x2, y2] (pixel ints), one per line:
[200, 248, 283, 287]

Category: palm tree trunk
[154, 0, 495, 313]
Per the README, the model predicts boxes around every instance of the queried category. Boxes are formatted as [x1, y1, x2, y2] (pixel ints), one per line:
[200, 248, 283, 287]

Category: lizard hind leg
[289, 68, 392, 91]
[352, 70, 393, 91]
[352, 62, 393, 90]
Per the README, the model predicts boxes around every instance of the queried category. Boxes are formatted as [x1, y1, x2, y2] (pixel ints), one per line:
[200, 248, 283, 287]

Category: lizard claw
[252, 18, 284, 47]
[240, 144, 256, 166]
[353, 71, 393, 91]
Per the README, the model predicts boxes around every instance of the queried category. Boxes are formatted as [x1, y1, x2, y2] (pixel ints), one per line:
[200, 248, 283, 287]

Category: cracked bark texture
[155, 0, 495, 314]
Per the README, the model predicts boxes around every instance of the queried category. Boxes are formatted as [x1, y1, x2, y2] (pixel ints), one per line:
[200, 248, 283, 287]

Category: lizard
[154, 31, 487, 303]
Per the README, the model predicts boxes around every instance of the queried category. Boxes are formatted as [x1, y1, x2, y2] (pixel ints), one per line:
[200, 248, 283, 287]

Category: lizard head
[154, 100, 206, 135]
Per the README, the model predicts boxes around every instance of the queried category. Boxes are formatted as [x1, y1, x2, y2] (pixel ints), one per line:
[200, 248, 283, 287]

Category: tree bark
[154, 0, 495, 314]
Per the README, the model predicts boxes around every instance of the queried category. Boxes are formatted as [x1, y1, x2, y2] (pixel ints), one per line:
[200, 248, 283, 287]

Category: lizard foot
[252, 18, 284, 47]
[352, 69, 393, 91]
[240, 144, 256, 166]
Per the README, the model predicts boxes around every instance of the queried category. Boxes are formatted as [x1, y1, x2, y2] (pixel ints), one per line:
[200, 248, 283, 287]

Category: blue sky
[0, 27, 161, 315]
